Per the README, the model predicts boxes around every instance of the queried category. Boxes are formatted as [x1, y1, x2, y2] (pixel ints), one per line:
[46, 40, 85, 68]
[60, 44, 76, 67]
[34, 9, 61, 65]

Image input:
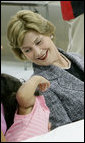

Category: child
[1, 73, 51, 142]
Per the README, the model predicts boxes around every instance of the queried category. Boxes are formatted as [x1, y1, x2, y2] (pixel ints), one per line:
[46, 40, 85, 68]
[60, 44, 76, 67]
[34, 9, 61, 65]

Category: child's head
[1, 73, 40, 130]
[1, 73, 22, 130]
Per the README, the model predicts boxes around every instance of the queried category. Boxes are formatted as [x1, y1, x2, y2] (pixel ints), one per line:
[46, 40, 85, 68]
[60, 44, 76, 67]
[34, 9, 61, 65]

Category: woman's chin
[36, 62, 50, 66]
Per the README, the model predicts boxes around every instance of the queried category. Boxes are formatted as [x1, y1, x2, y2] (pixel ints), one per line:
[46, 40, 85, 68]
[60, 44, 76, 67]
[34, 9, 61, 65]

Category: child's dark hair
[1, 73, 40, 131]
[1, 73, 22, 130]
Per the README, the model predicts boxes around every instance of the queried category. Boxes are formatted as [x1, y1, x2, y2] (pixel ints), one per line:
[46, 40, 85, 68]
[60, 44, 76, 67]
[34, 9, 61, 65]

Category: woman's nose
[33, 47, 42, 58]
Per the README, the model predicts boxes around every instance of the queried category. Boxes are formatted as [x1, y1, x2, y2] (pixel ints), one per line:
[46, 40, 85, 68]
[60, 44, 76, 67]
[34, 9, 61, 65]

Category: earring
[50, 35, 53, 39]
[40, 49, 43, 52]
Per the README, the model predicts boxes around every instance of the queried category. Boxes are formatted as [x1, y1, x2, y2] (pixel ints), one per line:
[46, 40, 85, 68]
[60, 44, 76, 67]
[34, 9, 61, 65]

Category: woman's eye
[24, 49, 31, 53]
[36, 40, 41, 45]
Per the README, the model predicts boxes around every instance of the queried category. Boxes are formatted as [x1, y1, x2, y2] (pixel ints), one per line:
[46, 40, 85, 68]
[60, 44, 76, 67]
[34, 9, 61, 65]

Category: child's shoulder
[36, 96, 50, 112]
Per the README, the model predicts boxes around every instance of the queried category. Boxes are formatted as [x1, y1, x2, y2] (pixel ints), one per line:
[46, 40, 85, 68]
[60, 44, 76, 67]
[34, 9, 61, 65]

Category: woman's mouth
[37, 50, 48, 60]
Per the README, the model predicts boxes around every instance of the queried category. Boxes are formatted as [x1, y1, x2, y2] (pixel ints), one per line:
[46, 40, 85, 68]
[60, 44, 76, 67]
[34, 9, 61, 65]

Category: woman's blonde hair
[7, 10, 56, 60]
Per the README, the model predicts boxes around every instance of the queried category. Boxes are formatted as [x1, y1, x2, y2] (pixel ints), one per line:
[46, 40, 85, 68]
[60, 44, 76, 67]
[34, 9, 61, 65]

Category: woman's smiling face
[20, 30, 60, 66]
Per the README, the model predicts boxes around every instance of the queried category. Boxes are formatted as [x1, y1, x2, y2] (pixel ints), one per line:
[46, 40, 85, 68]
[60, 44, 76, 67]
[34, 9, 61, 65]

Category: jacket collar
[33, 48, 84, 81]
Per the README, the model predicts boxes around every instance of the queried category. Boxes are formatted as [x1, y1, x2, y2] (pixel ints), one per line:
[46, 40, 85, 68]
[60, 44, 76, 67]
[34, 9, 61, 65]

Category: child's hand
[36, 76, 50, 92]
[38, 82, 50, 92]
[16, 75, 50, 108]
[28, 75, 50, 92]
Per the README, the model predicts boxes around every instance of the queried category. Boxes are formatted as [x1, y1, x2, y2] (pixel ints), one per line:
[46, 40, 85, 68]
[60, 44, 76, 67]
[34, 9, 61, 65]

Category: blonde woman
[7, 10, 84, 130]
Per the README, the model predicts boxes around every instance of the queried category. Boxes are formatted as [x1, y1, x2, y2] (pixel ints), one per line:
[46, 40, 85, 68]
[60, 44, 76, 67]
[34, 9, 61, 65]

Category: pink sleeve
[37, 95, 50, 113]
[1, 103, 7, 135]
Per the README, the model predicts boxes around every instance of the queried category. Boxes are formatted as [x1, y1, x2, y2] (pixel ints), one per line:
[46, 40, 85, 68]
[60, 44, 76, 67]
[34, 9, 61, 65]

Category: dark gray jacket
[33, 49, 84, 130]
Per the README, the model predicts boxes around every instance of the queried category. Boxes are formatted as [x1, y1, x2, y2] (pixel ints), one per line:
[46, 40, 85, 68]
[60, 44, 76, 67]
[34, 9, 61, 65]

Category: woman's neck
[53, 53, 71, 69]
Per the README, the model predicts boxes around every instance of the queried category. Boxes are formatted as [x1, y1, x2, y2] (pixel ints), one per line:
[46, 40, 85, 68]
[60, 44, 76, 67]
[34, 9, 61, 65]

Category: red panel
[60, 1, 75, 21]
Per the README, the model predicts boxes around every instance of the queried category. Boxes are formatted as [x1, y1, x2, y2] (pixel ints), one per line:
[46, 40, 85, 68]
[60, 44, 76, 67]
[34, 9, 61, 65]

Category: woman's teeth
[38, 51, 48, 60]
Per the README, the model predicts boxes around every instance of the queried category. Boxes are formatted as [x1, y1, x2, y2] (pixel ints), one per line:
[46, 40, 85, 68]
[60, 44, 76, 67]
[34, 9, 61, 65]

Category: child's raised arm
[16, 76, 50, 112]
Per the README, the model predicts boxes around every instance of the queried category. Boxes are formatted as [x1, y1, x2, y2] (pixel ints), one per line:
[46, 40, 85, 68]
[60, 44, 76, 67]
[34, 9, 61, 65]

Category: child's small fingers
[46, 82, 50, 87]
[38, 84, 46, 91]
[38, 82, 50, 92]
